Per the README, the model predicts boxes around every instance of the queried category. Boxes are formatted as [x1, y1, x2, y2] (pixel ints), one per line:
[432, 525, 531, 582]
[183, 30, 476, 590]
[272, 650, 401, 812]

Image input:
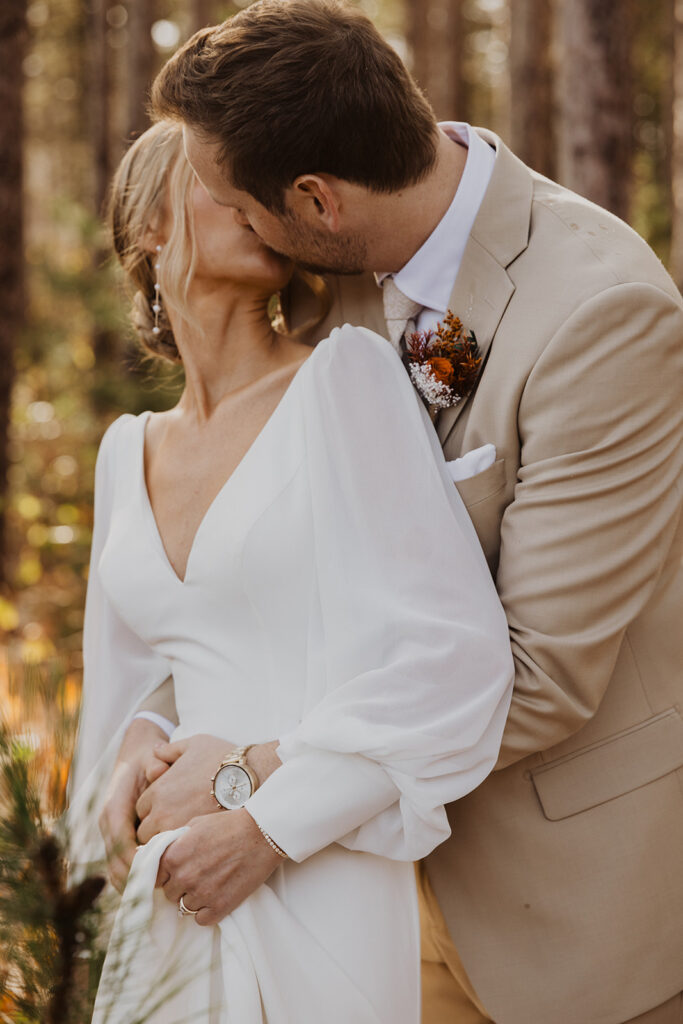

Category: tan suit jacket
[295, 130, 683, 1024]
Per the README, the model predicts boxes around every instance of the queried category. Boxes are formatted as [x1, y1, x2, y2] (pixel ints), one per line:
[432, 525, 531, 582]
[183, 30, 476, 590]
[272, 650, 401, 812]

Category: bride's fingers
[151, 738, 187, 765]
[99, 790, 138, 891]
[108, 852, 134, 894]
[160, 871, 185, 903]
[102, 830, 136, 892]
[178, 893, 204, 916]
[144, 756, 170, 784]
[155, 862, 171, 888]
[137, 812, 167, 845]
[194, 906, 215, 927]
[156, 844, 187, 892]
[135, 787, 152, 821]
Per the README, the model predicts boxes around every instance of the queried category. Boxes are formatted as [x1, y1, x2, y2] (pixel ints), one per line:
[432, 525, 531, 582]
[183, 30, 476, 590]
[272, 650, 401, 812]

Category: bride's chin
[245, 263, 294, 293]
[262, 251, 294, 283]
[242, 251, 294, 290]
[195, 263, 293, 294]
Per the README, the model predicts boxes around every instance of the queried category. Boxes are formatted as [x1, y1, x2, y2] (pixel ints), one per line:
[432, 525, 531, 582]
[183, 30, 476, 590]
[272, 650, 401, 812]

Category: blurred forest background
[0, 0, 681, 1016]
[0, 0, 681, 873]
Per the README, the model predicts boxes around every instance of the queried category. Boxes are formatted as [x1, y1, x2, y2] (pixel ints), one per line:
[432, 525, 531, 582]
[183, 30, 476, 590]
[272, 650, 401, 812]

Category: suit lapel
[435, 241, 514, 443]
[436, 130, 534, 446]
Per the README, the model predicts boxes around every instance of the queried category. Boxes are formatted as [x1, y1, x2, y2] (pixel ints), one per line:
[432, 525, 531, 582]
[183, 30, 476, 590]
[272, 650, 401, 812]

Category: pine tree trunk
[89, 0, 111, 220]
[510, 0, 555, 178]
[557, 0, 633, 219]
[87, 0, 116, 370]
[126, 0, 156, 142]
[0, 0, 27, 583]
[670, 0, 683, 288]
[407, 0, 465, 121]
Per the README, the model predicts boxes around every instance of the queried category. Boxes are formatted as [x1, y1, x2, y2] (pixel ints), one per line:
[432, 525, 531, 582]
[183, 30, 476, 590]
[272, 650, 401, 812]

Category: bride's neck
[167, 282, 286, 422]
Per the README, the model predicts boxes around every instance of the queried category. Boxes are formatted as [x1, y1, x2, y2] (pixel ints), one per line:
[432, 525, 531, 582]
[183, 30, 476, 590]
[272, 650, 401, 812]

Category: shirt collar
[375, 122, 496, 314]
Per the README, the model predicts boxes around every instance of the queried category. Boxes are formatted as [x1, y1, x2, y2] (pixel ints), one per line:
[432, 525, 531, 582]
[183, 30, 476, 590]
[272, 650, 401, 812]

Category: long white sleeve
[245, 327, 513, 862]
[66, 417, 171, 861]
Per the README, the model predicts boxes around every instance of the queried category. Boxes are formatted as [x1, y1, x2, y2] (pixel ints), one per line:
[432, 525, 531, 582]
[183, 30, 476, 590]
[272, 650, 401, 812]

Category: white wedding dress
[68, 326, 513, 1024]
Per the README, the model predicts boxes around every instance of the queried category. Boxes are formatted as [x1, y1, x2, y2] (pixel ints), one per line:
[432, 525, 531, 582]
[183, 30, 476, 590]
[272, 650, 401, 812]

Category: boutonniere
[405, 310, 481, 415]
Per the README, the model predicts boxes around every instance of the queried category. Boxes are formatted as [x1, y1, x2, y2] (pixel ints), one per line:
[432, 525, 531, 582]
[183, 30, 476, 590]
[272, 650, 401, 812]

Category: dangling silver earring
[152, 244, 162, 335]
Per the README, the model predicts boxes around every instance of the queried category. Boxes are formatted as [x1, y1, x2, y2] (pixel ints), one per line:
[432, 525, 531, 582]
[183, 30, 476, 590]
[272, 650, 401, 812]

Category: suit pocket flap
[453, 458, 506, 509]
[531, 708, 683, 821]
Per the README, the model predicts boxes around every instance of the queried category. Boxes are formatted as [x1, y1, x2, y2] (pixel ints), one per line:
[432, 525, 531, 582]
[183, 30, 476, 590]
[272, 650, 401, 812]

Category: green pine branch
[0, 724, 106, 1023]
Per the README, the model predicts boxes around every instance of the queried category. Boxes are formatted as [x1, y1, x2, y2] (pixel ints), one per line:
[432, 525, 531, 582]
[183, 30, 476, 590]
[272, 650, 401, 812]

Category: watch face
[214, 764, 252, 809]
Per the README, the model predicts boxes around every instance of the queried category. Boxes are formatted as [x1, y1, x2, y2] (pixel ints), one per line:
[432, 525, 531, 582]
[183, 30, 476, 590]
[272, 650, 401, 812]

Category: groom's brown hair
[152, 0, 438, 213]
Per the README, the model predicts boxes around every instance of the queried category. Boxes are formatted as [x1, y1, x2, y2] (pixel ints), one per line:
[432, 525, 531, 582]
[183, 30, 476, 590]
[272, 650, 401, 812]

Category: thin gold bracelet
[255, 821, 287, 859]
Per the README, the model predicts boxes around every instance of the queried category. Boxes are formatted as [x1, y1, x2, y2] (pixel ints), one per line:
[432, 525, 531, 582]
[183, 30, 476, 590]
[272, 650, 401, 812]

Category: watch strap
[218, 744, 253, 770]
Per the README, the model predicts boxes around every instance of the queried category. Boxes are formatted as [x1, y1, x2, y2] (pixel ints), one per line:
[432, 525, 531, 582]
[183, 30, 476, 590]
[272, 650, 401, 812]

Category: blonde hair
[109, 121, 194, 362]
[108, 120, 330, 362]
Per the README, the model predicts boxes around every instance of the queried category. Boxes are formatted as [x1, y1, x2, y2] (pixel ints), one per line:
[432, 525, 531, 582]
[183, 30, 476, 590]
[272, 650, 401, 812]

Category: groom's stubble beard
[269, 206, 368, 276]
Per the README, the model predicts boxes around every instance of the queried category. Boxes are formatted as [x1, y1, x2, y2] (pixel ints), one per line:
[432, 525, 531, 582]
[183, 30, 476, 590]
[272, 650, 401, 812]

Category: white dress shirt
[377, 122, 496, 334]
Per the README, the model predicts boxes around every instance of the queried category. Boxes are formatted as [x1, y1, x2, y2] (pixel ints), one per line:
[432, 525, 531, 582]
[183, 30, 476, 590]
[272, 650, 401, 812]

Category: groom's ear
[290, 174, 342, 232]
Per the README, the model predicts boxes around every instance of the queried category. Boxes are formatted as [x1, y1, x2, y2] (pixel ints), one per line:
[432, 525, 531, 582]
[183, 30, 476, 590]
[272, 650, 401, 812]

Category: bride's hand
[156, 808, 284, 925]
[135, 734, 232, 844]
[135, 736, 283, 845]
[141, 750, 171, 785]
[99, 717, 169, 893]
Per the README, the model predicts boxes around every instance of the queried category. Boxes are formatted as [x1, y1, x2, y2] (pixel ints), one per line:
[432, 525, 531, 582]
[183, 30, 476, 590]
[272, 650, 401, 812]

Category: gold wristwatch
[211, 745, 259, 810]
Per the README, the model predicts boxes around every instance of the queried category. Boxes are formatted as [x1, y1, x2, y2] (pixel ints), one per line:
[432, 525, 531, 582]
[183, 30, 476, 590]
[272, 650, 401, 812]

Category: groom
[102, 2, 683, 1022]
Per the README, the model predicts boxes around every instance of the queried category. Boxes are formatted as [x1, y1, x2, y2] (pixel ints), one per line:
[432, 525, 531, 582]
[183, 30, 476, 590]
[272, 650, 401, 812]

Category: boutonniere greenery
[405, 310, 481, 412]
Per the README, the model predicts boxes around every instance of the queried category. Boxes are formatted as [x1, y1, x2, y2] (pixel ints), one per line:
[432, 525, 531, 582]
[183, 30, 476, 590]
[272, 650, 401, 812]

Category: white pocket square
[446, 443, 496, 483]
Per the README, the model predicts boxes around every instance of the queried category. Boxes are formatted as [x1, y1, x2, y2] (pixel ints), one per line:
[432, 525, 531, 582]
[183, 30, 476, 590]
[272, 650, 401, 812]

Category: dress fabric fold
[69, 325, 513, 1023]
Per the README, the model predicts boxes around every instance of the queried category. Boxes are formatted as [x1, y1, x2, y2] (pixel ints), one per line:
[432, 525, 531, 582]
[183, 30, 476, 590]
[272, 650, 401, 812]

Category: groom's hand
[135, 736, 282, 845]
[99, 717, 168, 893]
[156, 807, 284, 925]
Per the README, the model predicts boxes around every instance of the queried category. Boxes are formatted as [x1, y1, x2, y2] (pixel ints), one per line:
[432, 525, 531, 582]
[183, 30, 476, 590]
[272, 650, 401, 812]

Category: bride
[67, 119, 513, 1023]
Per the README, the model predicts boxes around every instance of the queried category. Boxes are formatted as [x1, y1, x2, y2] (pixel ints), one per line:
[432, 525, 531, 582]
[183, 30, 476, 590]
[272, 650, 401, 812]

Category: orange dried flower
[405, 309, 481, 410]
[426, 357, 455, 386]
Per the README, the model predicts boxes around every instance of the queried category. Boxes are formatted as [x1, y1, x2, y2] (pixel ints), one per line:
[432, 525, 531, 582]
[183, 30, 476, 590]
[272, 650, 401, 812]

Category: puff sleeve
[245, 327, 513, 861]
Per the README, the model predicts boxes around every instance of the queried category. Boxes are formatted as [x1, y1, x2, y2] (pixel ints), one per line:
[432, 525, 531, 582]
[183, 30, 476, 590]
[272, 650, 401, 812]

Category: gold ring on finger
[178, 894, 199, 918]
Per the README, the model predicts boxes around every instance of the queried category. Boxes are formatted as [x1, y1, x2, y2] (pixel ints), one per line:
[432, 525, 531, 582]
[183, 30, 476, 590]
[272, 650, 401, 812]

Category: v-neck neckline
[138, 354, 311, 585]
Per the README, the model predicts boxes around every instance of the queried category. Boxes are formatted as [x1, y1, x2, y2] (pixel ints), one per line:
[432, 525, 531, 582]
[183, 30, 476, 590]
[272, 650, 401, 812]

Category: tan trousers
[417, 862, 493, 1024]
[417, 863, 683, 1024]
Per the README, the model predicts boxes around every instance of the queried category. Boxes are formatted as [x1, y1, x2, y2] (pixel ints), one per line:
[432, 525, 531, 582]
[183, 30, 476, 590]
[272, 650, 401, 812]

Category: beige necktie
[382, 277, 423, 353]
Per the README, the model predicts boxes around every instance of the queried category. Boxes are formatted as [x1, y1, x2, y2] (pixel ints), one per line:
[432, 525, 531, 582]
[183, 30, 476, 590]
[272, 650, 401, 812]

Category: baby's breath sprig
[405, 310, 482, 411]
